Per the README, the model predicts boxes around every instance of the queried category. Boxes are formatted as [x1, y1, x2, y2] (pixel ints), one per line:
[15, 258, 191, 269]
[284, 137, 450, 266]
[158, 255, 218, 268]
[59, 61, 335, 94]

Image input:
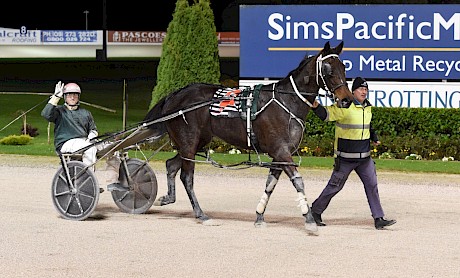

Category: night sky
[1, 0, 239, 32]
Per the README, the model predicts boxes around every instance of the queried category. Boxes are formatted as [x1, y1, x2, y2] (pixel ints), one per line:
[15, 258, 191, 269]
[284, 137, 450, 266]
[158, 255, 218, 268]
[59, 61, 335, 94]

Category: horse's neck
[276, 75, 319, 96]
[267, 80, 314, 119]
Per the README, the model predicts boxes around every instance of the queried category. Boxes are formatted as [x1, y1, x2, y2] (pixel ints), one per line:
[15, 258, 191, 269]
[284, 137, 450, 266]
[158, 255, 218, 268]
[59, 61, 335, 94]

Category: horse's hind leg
[254, 168, 282, 228]
[179, 158, 214, 224]
[154, 154, 182, 206]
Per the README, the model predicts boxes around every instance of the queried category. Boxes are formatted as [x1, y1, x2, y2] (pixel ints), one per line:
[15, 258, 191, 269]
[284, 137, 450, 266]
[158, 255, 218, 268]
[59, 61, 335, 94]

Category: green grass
[1, 93, 459, 174]
[0, 93, 148, 157]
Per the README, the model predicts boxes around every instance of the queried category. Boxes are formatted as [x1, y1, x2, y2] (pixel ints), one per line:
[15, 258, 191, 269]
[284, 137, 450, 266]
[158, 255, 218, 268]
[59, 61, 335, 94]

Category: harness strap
[289, 75, 313, 107]
[253, 84, 305, 133]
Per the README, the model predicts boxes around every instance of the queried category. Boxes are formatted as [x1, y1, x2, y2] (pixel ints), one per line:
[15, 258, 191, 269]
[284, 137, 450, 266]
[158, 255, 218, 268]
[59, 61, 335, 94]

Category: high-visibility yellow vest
[325, 99, 373, 159]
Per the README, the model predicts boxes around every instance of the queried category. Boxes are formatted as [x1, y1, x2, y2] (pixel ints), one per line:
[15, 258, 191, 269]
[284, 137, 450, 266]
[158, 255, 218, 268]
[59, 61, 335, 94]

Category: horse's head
[316, 41, 354, 105]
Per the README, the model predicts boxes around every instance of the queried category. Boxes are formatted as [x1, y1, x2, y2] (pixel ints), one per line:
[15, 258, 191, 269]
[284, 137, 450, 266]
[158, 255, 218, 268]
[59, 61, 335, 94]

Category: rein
[180, 152, 299, 170]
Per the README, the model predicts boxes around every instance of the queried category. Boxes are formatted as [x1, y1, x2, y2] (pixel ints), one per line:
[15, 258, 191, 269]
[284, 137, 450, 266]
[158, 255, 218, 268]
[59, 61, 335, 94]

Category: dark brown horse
[108, 41, 353, 235]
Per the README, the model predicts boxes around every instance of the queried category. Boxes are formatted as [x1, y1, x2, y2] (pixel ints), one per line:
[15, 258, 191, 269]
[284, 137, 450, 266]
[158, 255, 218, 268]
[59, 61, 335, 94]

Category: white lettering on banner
[41, 30, 100, 44]
[267, 12, 460, 41]
[239, 80, 460, 108]
[111, 31, 166, 43]
[360, 55, 405, 72]
[413, 56, 460, 77]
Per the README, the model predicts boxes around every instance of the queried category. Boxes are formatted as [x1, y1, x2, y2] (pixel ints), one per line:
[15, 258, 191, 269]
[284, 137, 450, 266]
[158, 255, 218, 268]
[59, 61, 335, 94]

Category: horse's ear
[333, 41, 344, 55]
[323, 41, 331, 53]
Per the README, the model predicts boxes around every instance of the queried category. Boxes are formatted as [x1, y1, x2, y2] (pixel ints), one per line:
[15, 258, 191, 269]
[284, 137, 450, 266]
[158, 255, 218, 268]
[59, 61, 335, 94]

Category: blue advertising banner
[240, 5, 460, 80]
[42, 30, 101, 44]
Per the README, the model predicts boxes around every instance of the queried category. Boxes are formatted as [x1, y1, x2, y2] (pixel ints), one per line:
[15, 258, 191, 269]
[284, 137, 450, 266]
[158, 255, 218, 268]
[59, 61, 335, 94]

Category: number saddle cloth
[209, 84, 262, 120]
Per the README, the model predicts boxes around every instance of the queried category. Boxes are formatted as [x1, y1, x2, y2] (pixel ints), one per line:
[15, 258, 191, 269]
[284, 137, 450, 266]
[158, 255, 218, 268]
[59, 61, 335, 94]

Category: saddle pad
[209, 88, 243, 117]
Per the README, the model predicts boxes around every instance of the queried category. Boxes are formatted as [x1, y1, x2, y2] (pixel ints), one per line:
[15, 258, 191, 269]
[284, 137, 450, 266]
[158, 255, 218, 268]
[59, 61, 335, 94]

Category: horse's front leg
[283, 165, 318, 235]
[154, 154, 181, 206]
[254, 168, 282, 228]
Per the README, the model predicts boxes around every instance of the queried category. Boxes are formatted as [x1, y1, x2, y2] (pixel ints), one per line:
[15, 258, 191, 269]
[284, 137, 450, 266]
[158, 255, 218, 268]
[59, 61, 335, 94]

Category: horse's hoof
[305, 222, 319, 236]
[202, 219, 222, 226]
[153, 199, 164, 206]
[153, 196, 174, 206]
[254, 221, 267, 228]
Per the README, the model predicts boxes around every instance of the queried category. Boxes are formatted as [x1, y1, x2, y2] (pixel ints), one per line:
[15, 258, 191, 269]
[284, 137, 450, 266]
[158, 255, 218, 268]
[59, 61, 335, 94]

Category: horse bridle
[316, 54, 348, 101]
[287, 53, 348, 107]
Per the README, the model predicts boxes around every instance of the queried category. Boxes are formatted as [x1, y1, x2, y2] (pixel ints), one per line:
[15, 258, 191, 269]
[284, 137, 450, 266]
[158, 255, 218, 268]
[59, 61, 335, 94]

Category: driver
[41, 81, 126, 192]
[41, 81, 98, 167]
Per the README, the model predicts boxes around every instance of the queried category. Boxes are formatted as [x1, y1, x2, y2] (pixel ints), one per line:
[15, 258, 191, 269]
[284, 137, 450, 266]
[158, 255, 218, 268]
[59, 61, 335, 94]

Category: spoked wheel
[51, 161, 99, 221]
[111, 158, 158, 214]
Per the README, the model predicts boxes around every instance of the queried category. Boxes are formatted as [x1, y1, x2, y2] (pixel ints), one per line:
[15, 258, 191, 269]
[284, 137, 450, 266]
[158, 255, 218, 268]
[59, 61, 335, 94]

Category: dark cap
[352, 77, 368, 92]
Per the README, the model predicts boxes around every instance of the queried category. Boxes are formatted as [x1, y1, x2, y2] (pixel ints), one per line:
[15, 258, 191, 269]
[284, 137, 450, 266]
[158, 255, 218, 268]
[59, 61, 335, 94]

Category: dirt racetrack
[0, 154, 459, 278]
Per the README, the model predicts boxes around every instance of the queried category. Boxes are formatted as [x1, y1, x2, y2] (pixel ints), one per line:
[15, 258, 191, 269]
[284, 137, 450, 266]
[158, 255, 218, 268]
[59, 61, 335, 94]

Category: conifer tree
[150, 0, 220, 108]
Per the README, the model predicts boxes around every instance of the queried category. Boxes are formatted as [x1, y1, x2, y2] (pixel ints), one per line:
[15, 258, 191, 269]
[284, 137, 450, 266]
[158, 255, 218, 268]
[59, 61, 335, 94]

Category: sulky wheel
[111, 158, 158, 214]
[51, 161, 99, 221]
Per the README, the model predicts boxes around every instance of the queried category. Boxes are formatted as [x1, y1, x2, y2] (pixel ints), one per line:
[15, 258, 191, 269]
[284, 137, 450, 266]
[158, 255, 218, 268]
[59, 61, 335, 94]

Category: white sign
[239, 80, 460, 108]
[0, 27, 41, 45]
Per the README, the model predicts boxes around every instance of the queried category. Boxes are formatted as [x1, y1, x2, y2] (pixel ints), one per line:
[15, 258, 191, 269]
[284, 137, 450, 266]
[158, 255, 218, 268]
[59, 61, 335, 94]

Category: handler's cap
[351, 77, 368, 92]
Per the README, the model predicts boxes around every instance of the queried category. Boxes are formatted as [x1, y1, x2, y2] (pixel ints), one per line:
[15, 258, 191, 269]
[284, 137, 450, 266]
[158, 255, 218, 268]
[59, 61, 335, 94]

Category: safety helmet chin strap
[65, 102, 79, 110]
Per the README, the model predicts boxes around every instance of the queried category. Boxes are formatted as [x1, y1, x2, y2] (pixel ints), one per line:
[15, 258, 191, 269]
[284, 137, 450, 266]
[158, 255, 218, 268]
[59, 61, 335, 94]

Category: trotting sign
[240, 5, 460, 80]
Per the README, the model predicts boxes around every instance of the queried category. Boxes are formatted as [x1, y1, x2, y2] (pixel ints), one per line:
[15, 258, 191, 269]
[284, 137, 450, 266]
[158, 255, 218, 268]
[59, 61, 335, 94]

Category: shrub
[0, 134, 33, 145]
[21, 124, 39, 137]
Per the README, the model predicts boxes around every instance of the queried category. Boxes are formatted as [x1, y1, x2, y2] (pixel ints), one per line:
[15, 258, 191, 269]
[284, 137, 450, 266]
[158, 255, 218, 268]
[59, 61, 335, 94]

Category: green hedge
[302, 107, 460, 160]
[142, 107, 460, 161]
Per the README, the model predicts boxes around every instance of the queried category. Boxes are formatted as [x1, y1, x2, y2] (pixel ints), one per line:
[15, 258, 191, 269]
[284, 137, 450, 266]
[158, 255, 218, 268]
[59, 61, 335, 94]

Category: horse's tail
[96, 98, 169, 157]
[143, 97, 168, 135]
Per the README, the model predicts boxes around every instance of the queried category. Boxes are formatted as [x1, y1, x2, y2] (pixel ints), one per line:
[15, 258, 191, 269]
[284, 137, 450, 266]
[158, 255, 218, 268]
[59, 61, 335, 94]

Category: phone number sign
[42, 30, 101, 44]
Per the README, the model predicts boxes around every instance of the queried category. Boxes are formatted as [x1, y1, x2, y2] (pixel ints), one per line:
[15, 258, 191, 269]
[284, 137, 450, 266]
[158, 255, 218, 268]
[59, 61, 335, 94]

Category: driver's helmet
[63, 83, 81, 95]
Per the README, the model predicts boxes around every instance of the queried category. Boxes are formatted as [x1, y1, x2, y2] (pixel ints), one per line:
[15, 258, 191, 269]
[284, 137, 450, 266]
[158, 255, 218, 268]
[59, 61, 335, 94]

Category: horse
[106, 41, 353, 235]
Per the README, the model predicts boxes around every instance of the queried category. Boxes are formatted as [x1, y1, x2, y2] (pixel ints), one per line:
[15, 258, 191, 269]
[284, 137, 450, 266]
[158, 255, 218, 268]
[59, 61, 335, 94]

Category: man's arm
[312, 100, 327, 121]
[370, 123, 380, 145]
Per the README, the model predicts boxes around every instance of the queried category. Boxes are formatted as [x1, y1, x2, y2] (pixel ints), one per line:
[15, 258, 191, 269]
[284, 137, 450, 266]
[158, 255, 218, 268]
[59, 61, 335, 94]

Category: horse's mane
[284, 54, 315, 79]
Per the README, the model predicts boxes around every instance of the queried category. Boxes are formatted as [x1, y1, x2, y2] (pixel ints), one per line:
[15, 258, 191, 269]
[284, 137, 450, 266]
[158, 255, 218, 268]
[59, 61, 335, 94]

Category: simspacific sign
[240, 5, 460, 80]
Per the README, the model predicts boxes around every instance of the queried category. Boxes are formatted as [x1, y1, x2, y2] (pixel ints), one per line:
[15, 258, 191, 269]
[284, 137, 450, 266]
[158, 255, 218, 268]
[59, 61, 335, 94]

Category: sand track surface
[0, 154, 459, 278]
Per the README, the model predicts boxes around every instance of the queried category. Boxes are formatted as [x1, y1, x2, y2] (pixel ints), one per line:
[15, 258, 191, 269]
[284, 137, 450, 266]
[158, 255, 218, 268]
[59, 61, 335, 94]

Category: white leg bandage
[296, 192, 309, 215]
[256, 192, 270, 214]
[105, 151, 121, 183]
[266, 175, 278, 192]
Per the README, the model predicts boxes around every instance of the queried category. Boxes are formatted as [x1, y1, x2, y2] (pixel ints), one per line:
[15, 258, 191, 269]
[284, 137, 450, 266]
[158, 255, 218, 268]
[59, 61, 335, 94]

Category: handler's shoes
[107, 183, 129, 192]
[312, 212, 326, 226]
[374, 217, 396, 229]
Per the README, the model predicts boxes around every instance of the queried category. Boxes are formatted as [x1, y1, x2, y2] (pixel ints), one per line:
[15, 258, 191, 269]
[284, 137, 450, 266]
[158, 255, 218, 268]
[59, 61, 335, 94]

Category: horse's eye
[322, 63, 332, 76]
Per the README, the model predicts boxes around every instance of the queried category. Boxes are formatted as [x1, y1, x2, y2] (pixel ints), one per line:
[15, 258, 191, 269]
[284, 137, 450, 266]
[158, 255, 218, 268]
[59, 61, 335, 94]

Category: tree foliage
[150, 0, 220, 108]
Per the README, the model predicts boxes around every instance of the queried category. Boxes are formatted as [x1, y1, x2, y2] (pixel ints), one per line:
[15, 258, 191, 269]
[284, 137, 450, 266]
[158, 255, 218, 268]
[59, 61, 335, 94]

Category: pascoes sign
[240, 5, 460, 80]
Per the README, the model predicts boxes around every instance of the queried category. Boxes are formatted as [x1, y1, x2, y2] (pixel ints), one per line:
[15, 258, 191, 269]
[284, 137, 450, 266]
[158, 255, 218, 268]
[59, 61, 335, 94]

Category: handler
[41, 81, 126, 192]
[310, 77, 396, 230]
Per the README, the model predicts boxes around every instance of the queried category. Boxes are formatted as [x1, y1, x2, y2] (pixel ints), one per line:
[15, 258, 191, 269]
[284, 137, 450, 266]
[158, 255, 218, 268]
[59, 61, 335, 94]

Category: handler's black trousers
[312, 157, 385, 219]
